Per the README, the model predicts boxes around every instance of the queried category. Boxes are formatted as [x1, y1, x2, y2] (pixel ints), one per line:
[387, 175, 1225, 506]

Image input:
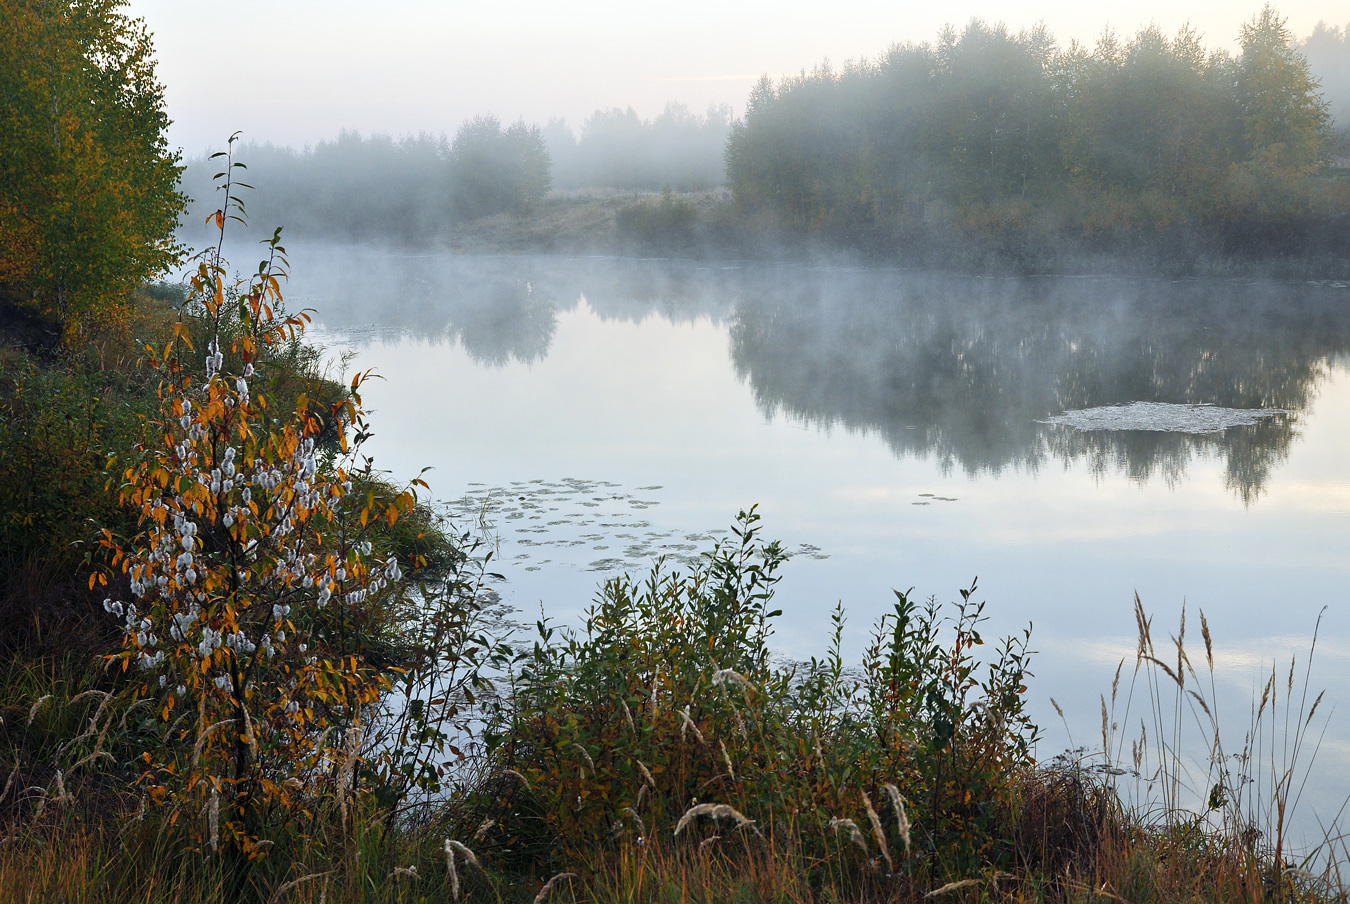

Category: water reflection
[728, 272, 1350, 502]
[290, 248, 1350, 501]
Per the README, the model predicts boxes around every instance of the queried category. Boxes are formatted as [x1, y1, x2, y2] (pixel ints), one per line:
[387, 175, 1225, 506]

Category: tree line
[1298, 20, 1350, 131]
[179, 102, 732, 244]
[543, 102, 733, 191]
[724, 8, 1347, 261]
[180, 120, 550, 244]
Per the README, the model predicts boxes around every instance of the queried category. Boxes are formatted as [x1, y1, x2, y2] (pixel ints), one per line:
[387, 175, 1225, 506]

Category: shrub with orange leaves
[95, 144, 428, 864]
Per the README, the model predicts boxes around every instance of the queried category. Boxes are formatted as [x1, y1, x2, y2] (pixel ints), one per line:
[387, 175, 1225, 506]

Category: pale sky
[125, 0, 1348, 154]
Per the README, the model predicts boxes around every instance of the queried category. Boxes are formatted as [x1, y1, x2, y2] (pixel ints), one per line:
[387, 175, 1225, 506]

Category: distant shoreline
[177, 185, 1350, 281]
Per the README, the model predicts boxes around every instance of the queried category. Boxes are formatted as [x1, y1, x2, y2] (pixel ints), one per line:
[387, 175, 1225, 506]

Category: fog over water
[235, 243, 1350, 841]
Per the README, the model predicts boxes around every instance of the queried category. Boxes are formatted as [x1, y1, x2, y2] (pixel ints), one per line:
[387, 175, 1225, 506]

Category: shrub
[482, 508, 1037, 890]
[88, 148, 498, 895]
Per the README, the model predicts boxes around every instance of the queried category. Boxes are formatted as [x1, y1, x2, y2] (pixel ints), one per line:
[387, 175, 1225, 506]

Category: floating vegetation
[1041, 401, 1286, 434]
[441, 478, 830, 579]
[914, 493, 958, 505]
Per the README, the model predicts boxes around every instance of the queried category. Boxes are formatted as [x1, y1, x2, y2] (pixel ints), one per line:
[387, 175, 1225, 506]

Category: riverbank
[260, 184, 1350, 280]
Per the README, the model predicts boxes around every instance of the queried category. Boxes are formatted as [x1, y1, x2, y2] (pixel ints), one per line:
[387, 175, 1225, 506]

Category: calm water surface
[280, 244, 1350, 836]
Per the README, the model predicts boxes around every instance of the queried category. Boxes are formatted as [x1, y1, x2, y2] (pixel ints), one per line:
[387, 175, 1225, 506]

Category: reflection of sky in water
[290, 246, 1350, 845]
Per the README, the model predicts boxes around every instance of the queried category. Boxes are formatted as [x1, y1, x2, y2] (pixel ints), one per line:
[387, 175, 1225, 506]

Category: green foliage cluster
[0, 0, 184, 338]
[0, 162, 496, 895]
[449, 116, 552, 221]
[482, 510, 1037, 889]
[614, 188, 702, 251]
[726, 8, 1344, 261]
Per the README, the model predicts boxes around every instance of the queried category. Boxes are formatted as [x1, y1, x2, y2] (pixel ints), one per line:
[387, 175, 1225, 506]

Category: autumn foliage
[92, 154, 429, 863]
[0, 0, 184, 338]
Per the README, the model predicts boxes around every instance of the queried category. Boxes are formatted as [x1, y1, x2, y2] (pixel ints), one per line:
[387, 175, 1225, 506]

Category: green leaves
[484, 511, 1037, 881]
[448, 115, 552, 220]
[0, 0, 185, 339]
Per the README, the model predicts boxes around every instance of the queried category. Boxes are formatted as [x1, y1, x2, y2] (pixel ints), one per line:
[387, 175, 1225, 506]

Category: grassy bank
[425, 183, 1350, 278]
[0, 521, 1345, 902]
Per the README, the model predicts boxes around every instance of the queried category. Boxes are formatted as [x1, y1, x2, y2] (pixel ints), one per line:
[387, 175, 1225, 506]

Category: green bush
[616, 188, 700, 251]
[482, 509, 1037, 888]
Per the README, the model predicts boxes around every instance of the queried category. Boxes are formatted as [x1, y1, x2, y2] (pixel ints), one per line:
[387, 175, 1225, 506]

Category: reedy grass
[1100, 595, 1345, 889]
[1, 521, 1347, 902]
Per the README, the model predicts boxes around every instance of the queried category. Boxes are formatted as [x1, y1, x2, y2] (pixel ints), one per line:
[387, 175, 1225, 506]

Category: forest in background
[178, 103, 732, 245]
[1301, 20, 1350, 126]
[724, 10, 1347, 264]
[177, 11, 1350, 272]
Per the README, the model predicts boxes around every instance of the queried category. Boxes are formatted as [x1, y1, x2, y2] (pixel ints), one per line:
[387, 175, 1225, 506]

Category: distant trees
[180, 101, 733, 242]
[0, 0, 184, 337]
[725, 8, 1345, 257]
[179, 121, 552, 241]
[1299, 21, 1350, 128]
[545, 102, 732, 190]
[1237, 7, 1331, 174]
[180, 133, 454, 244]
[448, 115, 550, 219]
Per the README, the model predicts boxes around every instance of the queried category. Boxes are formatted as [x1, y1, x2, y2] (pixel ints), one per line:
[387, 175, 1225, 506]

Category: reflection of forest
[290, 248, 1350, 501]
[728, 272, 1350, 502]
[292, 250, 733, 366]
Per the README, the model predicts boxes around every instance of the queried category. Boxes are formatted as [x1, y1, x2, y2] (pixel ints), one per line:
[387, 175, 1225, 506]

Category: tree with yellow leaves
[96, 149, 428, 881]
[0, 0, 184, 339]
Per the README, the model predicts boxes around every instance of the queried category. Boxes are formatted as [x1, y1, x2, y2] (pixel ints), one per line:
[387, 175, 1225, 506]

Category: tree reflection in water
[292, 247, 1350, 503]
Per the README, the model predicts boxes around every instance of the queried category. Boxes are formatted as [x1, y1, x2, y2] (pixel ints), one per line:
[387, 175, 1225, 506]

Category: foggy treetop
[178, 10, 1350, 265]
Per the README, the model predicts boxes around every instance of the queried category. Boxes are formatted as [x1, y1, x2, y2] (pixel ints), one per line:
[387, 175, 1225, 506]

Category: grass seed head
[719, 740, 736, 781]
[621, 806, 647, 836]
[829, 817, 869, 853]
[674, 802, 757, 837]
[862, 789, 892, 870]
[1133, 592, 1153, 656]
[711, 668, 755, 694]
[447, 839, 480, 869]
[207, 784, 220, 854]
[927, 879, 981, 898]
[882, 783, 911, 852]
[502, 768, 532, 791]
[533, 871, 576, 904]
[680, 706, 707, 747]
[444, 839, 460, 902]
[26, 694, 52, 727]
[1200, 610, 1213, 670]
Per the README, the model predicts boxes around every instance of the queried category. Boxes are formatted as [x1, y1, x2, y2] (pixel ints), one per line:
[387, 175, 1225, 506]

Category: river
[276, 244, 1350, 845]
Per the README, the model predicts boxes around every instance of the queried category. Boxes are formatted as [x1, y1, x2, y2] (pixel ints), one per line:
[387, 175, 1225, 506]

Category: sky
[126, 0, 1349, 155]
